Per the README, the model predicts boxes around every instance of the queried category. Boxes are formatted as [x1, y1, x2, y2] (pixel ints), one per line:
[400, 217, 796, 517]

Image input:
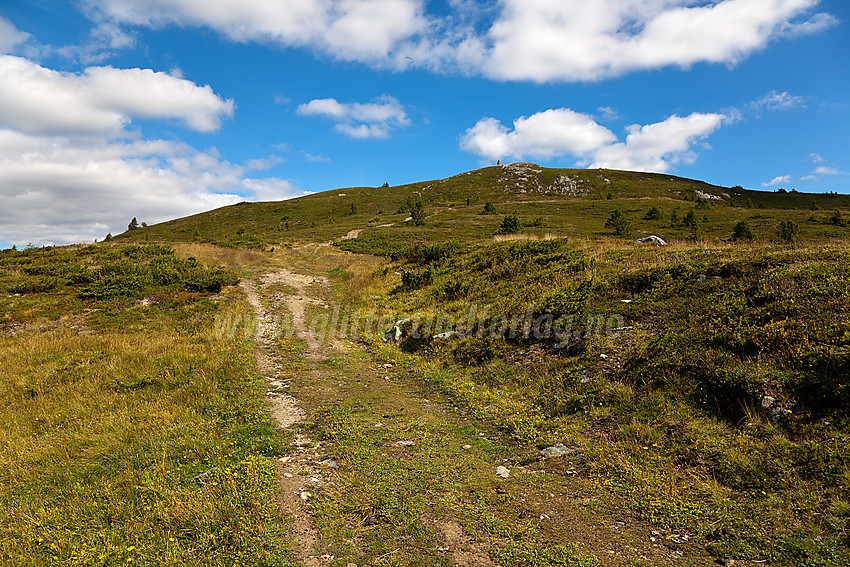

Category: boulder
[634, 235, 668, 246]
[433, 330, 460, 340]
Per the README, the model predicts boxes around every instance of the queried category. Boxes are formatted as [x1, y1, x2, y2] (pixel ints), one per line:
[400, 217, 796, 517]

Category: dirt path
[242, 269, 336, 566]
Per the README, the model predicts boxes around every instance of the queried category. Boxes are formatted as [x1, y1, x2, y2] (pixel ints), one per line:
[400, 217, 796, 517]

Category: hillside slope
[118, 163, 850, 249]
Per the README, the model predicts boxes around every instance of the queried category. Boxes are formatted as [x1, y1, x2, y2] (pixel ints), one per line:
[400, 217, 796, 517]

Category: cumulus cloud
[460, 109, 617, 161]
[763, 174, 792, 187]
[0, 131, 238, 245]
[0, 54, 296, 247]
[297, 95, 410, 139]
[590, 113, 726, 171]
[460, 108, 727, 173]
[84, 0, 834, 82]
[0, 130, 305, 246]
[0, 55, 234, 135]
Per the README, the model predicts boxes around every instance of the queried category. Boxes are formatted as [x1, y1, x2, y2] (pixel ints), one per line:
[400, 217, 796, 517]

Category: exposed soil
[242, 270, 330, 566]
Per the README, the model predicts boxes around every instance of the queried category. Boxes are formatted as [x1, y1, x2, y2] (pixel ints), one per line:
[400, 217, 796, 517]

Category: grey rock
[760, 395, 775, 410]
[496, 465, 510, 478]
[768, 407, 787, 423]
[383, 325, 402, 342]
[433, 330, 460, 340]
[188, 466, 219, 484]
[634, 235, 668, 246]
[539, 443, 577, 458]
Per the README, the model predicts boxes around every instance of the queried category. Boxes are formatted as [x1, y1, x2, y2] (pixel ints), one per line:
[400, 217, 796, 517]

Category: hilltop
[117, 163, 850, 250]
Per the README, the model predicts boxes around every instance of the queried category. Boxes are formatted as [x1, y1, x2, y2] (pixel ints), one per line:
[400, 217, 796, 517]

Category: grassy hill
[4, 164, 850, 566]
[117, 163, 850, 250]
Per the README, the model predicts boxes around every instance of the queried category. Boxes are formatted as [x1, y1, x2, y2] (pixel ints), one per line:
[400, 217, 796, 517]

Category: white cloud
[0, 55, 234, 135]
[87, 0, 428, 63]
[809, 153, 826, 163]
[598, 106, 619, 121]
[4, 14, 137, 64]
[297, 95, 410, 139]
[591, 113, 726, 171]
[763, 174, 792, 187]
[0, 16, 31, 53]
[813, 166, 842, 176]
[751, 90, 806, 113]
[460, 109, 617, 162]
[302, 151, 331, 162]
[0, 131, 239, 245]
[482, 0, 831, 82]
[0, 53, 297, 247]
[242, 178, 303, 201]
[245, 155, 285, 171]
[0, 130, 304, 245]
[802, 165, 846, 180]
[779, 11, 838, 37]
[460, 108, 727, 173]
[85, 0, 834, 83]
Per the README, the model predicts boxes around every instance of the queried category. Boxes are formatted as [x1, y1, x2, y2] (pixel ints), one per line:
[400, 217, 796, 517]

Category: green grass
[0, 245, 293, 566]
[347, 238, 850, 566]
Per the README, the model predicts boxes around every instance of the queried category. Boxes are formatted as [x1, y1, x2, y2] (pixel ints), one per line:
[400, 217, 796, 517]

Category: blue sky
[1, 0, 848, 248]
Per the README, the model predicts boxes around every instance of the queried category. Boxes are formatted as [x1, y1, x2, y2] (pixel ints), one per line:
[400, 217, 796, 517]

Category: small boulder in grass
[539, 443, 580, 458]
[496, 465, 510, 478]
[634, 235, 667, 246]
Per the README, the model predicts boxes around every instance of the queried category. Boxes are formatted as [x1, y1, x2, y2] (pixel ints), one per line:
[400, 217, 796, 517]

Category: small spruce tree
[776, 220, 799, 243]
[732, 220, 755, 241]
[496, 214, 522, 235]
[128, 217, 139, 231]
[682, 210, 701, 240]
[409, 200, 426, 226]
[604, 209, 631, 237]
[644, 206, 662, 221]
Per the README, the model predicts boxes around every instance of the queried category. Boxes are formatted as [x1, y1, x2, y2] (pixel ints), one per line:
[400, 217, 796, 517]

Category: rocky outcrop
[497, 163, 591, 196]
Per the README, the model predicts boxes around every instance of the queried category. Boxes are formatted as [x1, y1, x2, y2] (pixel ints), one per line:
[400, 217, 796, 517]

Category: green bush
[9, 276, 60, 294]
[496, 214, 522, 235]
[76, 247, 239, 300]
[395, 241, 461, 264]
[400, 268, 432, 290]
